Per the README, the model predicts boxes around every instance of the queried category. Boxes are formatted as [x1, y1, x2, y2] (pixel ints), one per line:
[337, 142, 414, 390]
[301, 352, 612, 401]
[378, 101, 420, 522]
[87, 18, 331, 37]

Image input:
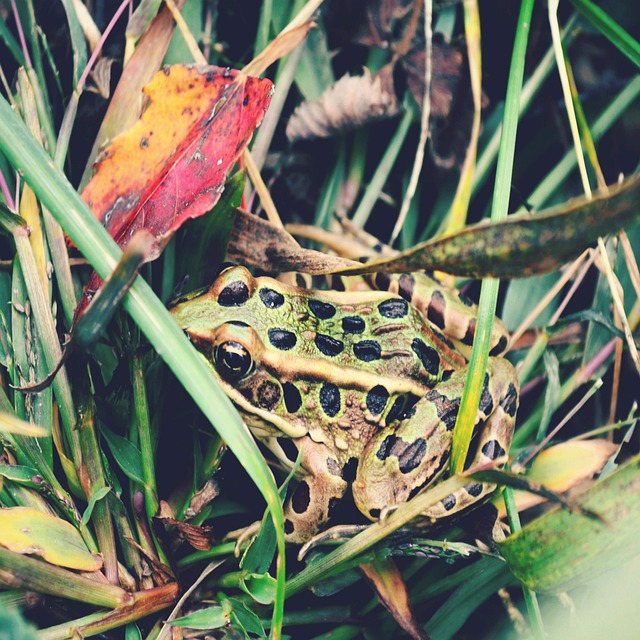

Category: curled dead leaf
[286, 68, 400, 142]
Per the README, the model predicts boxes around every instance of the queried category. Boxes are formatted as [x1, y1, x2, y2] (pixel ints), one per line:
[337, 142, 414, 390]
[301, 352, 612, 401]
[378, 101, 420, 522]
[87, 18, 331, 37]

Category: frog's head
[169, 266, 308, 437]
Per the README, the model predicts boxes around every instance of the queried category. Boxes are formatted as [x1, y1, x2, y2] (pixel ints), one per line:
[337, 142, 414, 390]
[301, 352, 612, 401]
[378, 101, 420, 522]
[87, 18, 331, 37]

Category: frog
[170, 265, 519, 543]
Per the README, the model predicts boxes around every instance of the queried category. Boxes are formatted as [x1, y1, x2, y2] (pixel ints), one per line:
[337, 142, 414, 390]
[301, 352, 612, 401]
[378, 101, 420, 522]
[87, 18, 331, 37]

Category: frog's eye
[214, 341, 254, 380]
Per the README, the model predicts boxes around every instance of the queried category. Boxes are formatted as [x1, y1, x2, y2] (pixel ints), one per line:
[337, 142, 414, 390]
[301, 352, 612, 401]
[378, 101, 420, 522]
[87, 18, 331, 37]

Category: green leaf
[499, 453, 640, 592]
[240, 572, 277, 605]
[100, 426, 145, 486]
[82, 486, 112, 526]
[229, 596, 266, 636]
[0, 603, 38, 640]
[170, 605, 229, 629]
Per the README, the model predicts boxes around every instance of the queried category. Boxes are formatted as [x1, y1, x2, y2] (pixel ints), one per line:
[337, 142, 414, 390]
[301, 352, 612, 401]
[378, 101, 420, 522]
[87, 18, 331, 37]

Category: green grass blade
[450, 0, 535, 473]
[0, 94, 286, 634]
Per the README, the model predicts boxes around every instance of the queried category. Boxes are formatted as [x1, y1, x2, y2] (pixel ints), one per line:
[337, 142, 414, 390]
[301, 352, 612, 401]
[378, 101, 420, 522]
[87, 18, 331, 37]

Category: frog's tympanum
[170, 266, 519, 543]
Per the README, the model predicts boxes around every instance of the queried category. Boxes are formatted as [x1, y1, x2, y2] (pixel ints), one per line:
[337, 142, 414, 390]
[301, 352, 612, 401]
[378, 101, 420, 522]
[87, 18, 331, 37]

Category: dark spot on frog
[283, 382, 302, 413]
[402, 395, 420, 419]
[342, 315, 365, 334]
[462, 318, 477, 345]
[259, 287, 284, 309]
[243, 94, 249, 106]
[369, 508, 381, 519]
[426, 389, 461, 431]
[239, 387, 253, 403]
[375, 272, 391, 291]
[140, 137, 149, 149]
[291, 480, 311, 514]
[353, 340, 381, 362]
[481, 439, 506, 461]
[257, 381, 281, 410]
[309, 299, 337, 319]
[464, 482, 483, 497]
[398, 273, 415, 301]
[366, 385, 389, 416]
[502, 383, 519, 417]
[278, 437, 299, 463]
[459, 291, 475, 307]
[326, 457, 341, 476]
[319, 382, 341, 417]
[330, 275, 345, 291]
[375, 435, 427, 473]
[479, 375, 494, 416]
[315, 333, 344, 356]
[442, 494, 457, 511]
[432, 327, 456, 350]
[441, 369, 454, 381]
[490, 335, 509, 355]
[411, 338, 440, 376]
[284, 519, 294, 534]
[398, 438, 427, 473]
[378, 298, 409, 319]
[268, 328, 297, 350]
[385, 396, 405, 424]
[427, 290, 446, 329]
[218, 281, 249, 306]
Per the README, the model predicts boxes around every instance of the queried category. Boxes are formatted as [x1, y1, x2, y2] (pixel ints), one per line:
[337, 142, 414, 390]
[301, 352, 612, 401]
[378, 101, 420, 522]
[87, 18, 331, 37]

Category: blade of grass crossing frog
[0, 94, 286, 638]
[451, 0, 534, 489]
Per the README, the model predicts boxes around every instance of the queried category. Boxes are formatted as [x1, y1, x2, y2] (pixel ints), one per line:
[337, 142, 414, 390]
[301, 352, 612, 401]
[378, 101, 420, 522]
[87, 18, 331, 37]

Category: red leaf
[76, 65, 273, 319]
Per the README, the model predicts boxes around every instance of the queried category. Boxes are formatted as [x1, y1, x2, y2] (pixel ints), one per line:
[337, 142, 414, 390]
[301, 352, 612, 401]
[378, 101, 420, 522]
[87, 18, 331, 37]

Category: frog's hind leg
[371, 271, 510, 356]
[269, 435, 349, 544]
[423, 357, 519, 521]
[352, 357, 518, 523]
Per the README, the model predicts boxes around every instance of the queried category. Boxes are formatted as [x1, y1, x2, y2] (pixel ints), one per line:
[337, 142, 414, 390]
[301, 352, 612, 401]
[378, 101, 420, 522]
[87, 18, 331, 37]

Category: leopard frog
[170, 266, 519, 543]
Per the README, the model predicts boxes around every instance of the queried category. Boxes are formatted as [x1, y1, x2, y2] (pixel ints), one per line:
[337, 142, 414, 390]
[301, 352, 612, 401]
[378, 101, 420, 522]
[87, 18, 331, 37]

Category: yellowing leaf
[495, 440, 617, 518]
[0, 507, 102, 571]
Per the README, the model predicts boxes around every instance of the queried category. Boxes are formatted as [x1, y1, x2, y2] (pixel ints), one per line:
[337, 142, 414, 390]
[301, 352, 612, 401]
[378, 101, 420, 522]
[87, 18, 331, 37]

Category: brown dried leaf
[286, 68, 400, 143]
[157, 516, 217, 551]
[184, 479, 220, 520]
[227, 209, 358, 273]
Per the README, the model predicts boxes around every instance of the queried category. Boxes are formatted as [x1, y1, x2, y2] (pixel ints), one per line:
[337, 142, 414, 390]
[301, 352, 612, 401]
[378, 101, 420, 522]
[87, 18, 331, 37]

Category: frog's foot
[283, 467, 348, 543]
[297, 524, 370, 560]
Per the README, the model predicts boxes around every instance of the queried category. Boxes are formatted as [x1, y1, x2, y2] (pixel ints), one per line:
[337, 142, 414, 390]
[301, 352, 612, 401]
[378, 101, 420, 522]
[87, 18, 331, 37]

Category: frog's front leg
[352, 357, 518, 522]
[266, 435, 349, 543]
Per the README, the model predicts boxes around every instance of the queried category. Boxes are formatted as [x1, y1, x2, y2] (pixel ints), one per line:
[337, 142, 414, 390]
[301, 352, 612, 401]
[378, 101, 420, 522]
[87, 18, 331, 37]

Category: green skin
[170, 266, 519, 543]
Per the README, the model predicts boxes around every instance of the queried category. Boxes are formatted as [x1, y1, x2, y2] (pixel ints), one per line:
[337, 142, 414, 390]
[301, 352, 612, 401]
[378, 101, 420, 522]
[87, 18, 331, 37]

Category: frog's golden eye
[214, 341, 254, 381]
